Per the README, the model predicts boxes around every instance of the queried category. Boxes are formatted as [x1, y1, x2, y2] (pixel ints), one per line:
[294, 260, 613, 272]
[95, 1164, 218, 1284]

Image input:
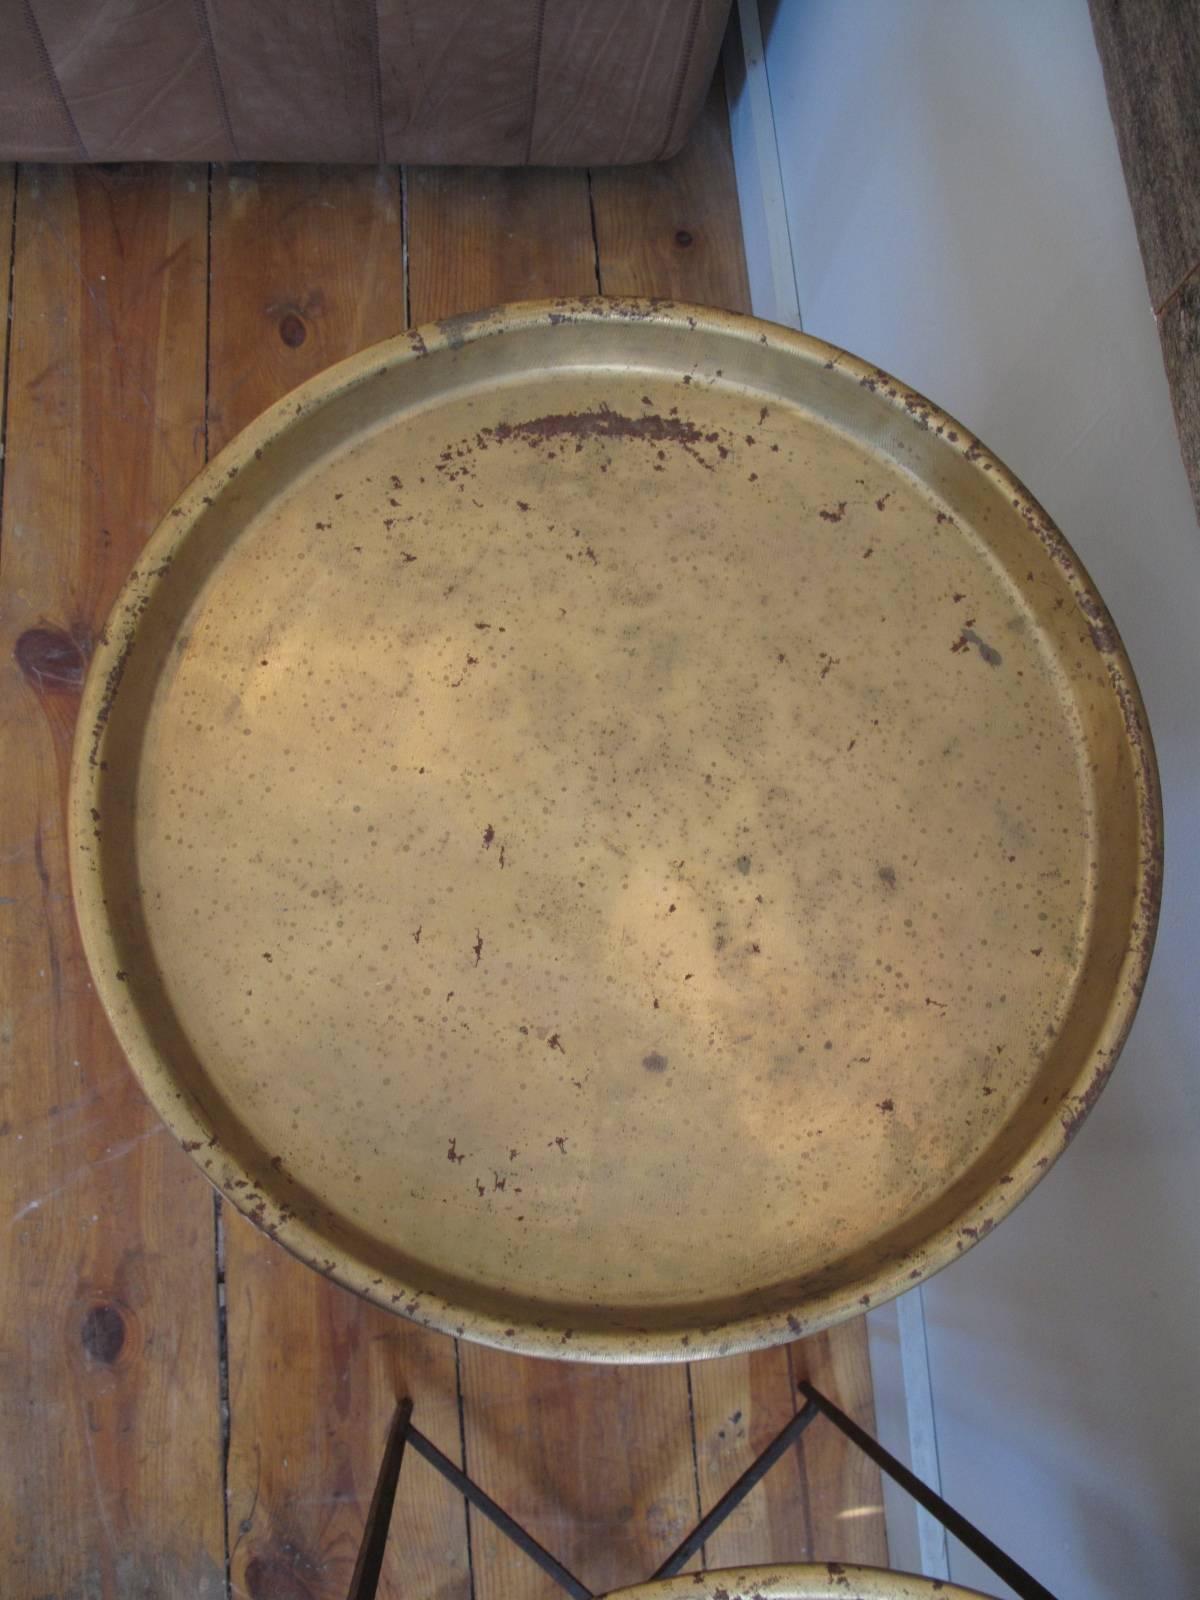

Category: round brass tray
[70, 300, 1161, 1361]
[604, 1568, 990, 1600]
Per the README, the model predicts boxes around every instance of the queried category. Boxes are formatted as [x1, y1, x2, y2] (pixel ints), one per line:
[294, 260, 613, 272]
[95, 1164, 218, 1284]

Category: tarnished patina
[70, 300, 1161, 1360]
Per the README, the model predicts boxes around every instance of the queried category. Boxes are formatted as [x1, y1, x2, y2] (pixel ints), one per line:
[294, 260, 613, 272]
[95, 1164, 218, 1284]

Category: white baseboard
[723, 0, 803, 328]
[865, 1291, 950, 1581]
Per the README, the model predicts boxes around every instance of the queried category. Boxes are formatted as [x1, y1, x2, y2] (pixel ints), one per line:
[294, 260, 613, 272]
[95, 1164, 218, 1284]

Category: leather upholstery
[2, 0, 731, 164]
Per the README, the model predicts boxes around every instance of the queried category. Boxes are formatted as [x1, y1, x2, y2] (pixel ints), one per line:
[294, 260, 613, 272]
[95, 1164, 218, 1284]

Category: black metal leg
[346, 1397, 413, 1600]
[651, 1399, 820, 1578]
[407, 1423, 594, 1600]
[796, 1380, 1057, 1600]
[349, 1383, 1059, 1600]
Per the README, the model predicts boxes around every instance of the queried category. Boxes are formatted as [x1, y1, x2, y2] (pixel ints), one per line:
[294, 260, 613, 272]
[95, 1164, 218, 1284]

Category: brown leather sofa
[3, 0, 731, 165]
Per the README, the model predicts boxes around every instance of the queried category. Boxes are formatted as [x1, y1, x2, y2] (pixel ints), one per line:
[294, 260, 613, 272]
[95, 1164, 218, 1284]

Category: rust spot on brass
[484, 406, 720, 472]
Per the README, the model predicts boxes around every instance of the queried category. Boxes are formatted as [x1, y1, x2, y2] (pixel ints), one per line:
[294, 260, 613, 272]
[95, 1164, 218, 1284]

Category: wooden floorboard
[406, 166, 599, 320]
[590, 79, 752, 311]
[208, 165, 472, 1600]
[0, 164, 226, 1598]
[458, 1345, 702, 1599]
[690, 1352, 815, 1569]
[792, 1332, 888, 1565]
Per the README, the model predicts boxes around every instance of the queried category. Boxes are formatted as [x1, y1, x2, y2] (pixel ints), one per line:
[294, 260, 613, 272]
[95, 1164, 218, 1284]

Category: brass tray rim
[603, 1564, 992, 1599]
[68, 297, 1163, 1362]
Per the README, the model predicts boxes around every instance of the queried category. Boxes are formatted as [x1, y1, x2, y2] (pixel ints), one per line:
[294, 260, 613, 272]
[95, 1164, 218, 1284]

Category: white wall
[743, 3, 1200, 1596]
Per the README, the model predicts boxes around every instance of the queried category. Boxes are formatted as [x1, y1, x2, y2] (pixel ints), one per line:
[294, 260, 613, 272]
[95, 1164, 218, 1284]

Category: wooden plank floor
[0, 83, 885, 1599]
[0, 165, 227, 1600]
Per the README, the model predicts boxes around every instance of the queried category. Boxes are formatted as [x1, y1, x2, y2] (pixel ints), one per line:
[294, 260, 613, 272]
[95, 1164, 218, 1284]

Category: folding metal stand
[347, 1381, 1057, 1600]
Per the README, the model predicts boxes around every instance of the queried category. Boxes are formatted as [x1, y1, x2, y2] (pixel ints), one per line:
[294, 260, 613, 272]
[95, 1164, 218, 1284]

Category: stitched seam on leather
[523, 0, 549, 165]
[20, 0, 87, 159]
[190, 0, 239, 160]
[657, 0, 703, 160]
[367, 0, 387, 164]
